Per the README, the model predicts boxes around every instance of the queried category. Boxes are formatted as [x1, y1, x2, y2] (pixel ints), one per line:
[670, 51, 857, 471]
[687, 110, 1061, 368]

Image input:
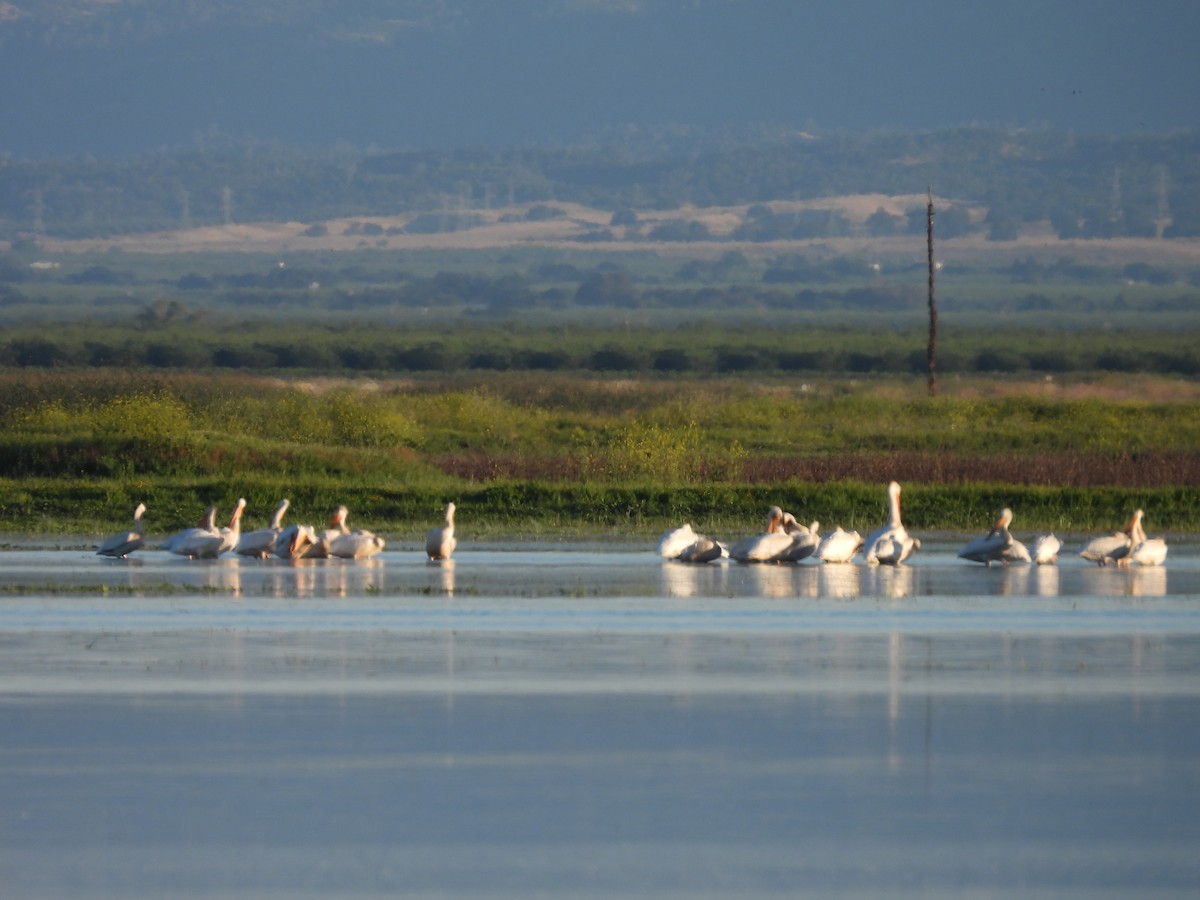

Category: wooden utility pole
[926, 188, 938, 397]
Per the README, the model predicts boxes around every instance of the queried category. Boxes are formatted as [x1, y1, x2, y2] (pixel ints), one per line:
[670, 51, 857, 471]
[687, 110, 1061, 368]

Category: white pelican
[1128, 510, 1168, 566]
[871, 533, 922, 566]
[1078, 510, 1139, 567]
[1003, 537, 1033, 564]
[957, 508, 1030, 566]
[327, 505, 385, 559]
[676, 535, 726, 563]
[165, 506, 224, 559]
[658, 523, 724, 563]
[863, 481, 919, 565]
[273, 523, 327, 559]
[216, 498, 247, 555]
[816, 526, 862, 563]
[779, 513, 821, 562]
[97, 502, 147, 558]
[1032, 533, 1062, 565]
[425, 502, 457, 560]
[236, 499, 290, 558]
[657, 523, 700, 559]
[729, 506, 794, 562]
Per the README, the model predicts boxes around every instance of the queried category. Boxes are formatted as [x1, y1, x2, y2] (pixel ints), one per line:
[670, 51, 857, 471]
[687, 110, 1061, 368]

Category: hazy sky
[2, 0, 1198, 157]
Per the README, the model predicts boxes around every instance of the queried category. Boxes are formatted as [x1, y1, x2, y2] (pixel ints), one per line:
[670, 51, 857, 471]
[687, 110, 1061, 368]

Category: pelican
[216, 498, 247, 555]
[958, 508, 1030, 566]
[1078, 509, 1140, 567]
[863, 481, 919, 565]
[658, 523, 725, 563]
[236, 499, 290, 558]
[96, 502, 146, 558]
[1032, 533, 1062, 565]
[1128, 511, 1168, 566]
[425, 502, 457, 560]
[273, 523, 327, 559]
[658, 523, 701, 559]
[729, 506, 794, 562]
[779, 513, 821, 562]
[164, 505, 224, 559]
[816, 526, 862, 563]
[676, 536, 725, 563]
[871, 533, 922, 566]
[327, 505, 385, 559]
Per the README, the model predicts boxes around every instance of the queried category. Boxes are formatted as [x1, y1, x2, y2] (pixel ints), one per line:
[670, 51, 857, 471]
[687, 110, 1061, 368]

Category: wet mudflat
[2, 543, 1199, 898]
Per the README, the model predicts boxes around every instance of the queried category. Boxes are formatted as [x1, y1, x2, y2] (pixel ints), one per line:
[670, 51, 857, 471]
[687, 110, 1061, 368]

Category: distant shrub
[522, 349, 571, 370]
[715, 348, 760, 372]
[652, 349, 692, 372]
[6, 338, 69, 367]
[972, 349, 1026, 373]
[646, 219, 711, 242]
[590, 348, 639, 371]
[579, 420, 704, 484]
[525, 205, 565, 221]
[92, 392, 192, 440]
[391, 344, 451, 371]
[212, 345, 278, 369]
[467, 350, 511, 370]
[324, 391, 422, 449]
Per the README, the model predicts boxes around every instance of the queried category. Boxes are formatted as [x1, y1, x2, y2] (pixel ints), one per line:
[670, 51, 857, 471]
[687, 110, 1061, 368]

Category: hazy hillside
[1, 1, 1196, 157]
[3, 127, 1199, 243]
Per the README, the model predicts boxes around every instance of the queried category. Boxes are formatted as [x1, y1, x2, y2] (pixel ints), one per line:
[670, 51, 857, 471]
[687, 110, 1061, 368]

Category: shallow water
[2, 544, 1199, 897]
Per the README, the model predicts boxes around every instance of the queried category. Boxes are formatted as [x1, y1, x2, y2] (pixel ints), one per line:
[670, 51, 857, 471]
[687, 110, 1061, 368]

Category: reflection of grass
[1, 371, 1198, 533]
[0, 581, 230, 595]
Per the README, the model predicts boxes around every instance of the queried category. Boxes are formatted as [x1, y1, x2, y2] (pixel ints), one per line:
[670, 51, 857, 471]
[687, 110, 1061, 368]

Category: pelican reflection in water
[659, 559, 726, 597]
[321, 557, 386, 597]
[1031, 563, 1060, 597]
[819, 563, 862, 598]
[741, 561, 795, 597]
[429, 558, 456, 596]
[862, 562, 918, 598]
[1129, 565, 1167, 596]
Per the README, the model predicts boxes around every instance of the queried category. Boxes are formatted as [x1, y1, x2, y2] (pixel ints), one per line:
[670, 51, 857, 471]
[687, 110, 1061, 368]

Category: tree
[865, 206, 904, 236]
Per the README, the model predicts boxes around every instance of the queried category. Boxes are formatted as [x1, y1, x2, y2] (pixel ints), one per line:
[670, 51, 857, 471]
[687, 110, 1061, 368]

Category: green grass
[0, 370, 1198, 536]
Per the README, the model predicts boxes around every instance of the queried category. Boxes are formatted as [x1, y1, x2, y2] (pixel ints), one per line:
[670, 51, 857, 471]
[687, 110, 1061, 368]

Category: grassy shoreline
[1, 371, 1197, 539]
[4, 478, 1196, 540]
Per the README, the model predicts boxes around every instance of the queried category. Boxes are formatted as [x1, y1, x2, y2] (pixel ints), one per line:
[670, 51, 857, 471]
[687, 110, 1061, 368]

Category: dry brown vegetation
[35, 195, 1200, 268]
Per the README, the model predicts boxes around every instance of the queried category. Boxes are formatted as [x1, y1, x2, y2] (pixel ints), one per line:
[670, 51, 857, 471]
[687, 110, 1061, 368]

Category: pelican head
[1124, 508, 1148, 545]
[766, 506, 784, 533]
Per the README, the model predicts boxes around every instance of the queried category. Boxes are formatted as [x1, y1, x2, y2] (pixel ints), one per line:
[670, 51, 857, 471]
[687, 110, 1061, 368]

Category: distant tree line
[2, 127, 1199, 241]
[3, 327, 1197, 377]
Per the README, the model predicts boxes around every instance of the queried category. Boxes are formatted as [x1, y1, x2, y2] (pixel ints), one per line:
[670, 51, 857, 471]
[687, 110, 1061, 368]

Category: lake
[2, 542, 1199, 898]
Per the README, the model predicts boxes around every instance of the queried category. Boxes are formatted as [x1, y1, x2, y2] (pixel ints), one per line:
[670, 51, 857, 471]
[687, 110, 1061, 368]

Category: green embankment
[1, 371, 1197, 538]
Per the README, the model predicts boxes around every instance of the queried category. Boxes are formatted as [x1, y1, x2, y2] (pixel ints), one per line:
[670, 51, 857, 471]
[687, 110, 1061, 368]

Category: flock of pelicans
[95, 481, 1169, 570]
[657, 481, 1169, 568]
[96, 499, 457, 561]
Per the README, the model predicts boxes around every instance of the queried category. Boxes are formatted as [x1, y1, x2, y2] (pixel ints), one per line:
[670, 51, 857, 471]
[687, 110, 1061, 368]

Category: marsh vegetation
[1, 368, 1197, 537]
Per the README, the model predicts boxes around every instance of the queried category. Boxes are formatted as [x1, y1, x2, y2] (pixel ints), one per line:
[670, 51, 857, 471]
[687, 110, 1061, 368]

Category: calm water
[2, 543, 1199, 898]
